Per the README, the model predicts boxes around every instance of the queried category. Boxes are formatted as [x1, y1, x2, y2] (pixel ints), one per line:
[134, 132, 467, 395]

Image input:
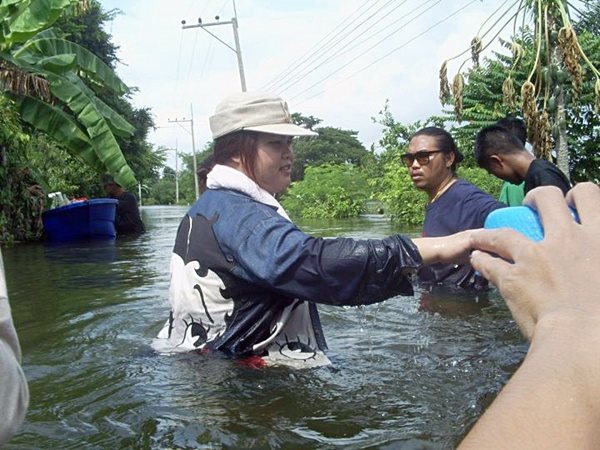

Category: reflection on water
[3, 206, 527, 449]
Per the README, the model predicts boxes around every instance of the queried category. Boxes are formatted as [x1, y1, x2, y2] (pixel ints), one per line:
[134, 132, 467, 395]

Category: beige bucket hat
[209, 92, 318, 139]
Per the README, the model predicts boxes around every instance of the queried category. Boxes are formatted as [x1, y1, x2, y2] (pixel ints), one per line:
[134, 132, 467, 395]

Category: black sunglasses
[401, 150, 443, 167]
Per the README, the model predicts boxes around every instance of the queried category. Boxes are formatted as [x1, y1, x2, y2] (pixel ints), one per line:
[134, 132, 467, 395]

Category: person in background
[0, 249, 29, 445]
[474, 124, 571, 196]
[152, 92, 475, 368]
[495, 117, 527, 206]
[461, 182, 600, 448]
[405, 127, 505, 289]
[102, 175, 145, 235]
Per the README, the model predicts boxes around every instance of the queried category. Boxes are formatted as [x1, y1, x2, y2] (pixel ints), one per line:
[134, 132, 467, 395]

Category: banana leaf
[7, 41, 135, 138]
[37, 53, 76, 72]
[16, 94, 103, 170]
[46, 71, 137, 188]
[18, 28, 129, 95]
[1, 2, 138, 188]
[0, 0, 74, 48]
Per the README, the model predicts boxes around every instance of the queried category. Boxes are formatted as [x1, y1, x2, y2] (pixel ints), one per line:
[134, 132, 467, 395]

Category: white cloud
[101, 0, 519, 166]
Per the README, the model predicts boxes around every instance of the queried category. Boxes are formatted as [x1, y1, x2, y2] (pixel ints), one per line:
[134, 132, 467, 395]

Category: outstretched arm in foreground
[412, 230, 473, 265]
[460, 183, 600, 449]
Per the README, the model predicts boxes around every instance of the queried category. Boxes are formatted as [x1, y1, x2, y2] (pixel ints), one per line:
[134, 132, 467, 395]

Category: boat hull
[42, 199, 118, 241]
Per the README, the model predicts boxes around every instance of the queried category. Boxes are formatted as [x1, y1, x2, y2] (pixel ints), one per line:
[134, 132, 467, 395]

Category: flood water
[3, 206, 526, 449]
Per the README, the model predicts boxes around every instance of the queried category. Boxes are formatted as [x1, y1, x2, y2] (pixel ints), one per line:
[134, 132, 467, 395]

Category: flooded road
[3, 206, 526, 449]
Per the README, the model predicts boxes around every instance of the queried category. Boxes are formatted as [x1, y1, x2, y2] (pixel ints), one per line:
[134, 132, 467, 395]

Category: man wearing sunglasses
[404, 127, 505, 289]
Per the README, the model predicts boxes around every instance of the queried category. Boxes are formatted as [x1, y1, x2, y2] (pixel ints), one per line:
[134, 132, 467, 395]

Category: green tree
[291, 119, 371, 181]
[440, 0, 600, 179]
[54, 2, 165, 184]
[281, 164, 369, 219]
[445, 4, 600, 182]
[0, 96, 45, 243]
[0, 0, 137, 188]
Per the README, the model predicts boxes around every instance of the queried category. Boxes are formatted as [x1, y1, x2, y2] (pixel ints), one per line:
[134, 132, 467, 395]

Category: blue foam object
[484, 205, 579, 242]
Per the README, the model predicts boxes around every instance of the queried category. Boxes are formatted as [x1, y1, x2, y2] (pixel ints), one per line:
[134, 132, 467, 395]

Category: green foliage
[0, 0, 138, 188]
[0, 0, 73, 49]
[21, 133, 104, 197]
[444, 2, 600, 180]
[281, 164, 369, 219]
[565, 28, 600, 182]
[54, 0, 119, 68]
[143, 149, 201, 205]
[53, 3, 164, 184]
[0, 96, 44, 244]
[291, 122, 371, 181]
[146, 176, 177, 205]
[374, 158, 427, 226]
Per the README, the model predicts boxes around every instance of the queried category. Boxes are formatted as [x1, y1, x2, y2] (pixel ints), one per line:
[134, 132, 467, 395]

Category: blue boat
[42, 199, 119, 241]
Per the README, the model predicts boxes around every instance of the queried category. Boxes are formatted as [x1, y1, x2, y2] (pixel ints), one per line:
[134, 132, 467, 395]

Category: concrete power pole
[169, 104, 199, 199]
[174, 139, 180, 204]
[181, 2, 246, 91]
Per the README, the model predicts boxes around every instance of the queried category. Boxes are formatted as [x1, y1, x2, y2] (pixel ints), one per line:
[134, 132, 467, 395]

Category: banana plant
[0, 0, 138, 188]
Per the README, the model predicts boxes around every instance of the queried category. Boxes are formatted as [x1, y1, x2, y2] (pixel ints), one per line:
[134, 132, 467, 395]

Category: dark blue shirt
[419, 179, 505, 288]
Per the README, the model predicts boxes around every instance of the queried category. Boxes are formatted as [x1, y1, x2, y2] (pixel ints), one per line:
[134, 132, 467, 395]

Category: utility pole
[181, 1, 246, 91]
[169, 104, 199, 199]
[174, 139, 180, 204]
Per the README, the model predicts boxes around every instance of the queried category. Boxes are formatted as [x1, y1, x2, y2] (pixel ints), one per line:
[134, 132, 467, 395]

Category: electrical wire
[268, 0, 405, 93]
[291, 0, 480, 105]
[262, 0, 388, 91]
[272, 0, 413, 94]
[187, 28, 201, 79]
[278, 0, 440, 96]
[200, 40, 215, 78]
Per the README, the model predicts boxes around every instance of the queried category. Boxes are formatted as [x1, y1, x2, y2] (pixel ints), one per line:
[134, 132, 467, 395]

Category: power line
[326, 0, 438, 63]
[267, 0, 401, 93]
[291, 0, 480, 105]
[272, 0, 412, 94]
[286, 0, 445, 102]
[278, 0, 438, 96]
[200, 39, 215, 78]
[262, 0, 387, 91]
[187, 27, 201, 79]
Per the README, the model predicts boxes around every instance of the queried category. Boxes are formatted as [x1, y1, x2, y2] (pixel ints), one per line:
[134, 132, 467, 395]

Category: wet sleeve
[233, 216, 423, 306]
[0, 252, 29, 445]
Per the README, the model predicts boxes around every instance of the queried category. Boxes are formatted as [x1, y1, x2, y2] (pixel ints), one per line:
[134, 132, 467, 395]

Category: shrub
[281, 164, 369, 219]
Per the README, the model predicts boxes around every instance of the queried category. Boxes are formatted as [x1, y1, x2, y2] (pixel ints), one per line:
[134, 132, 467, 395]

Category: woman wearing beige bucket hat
[152, 91, 475, 368]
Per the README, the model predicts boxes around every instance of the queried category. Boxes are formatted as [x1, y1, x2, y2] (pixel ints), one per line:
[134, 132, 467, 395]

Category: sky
[99, 0, 520, 169]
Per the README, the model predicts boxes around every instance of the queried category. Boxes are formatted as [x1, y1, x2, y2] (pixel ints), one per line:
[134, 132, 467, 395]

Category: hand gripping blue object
[484, 206, 580, 242]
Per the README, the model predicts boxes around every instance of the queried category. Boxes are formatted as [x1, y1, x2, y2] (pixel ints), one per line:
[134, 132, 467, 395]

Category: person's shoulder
[197, 188, 281, 219]
[454, 179, 505, 209]
[202, 188, 267, 208]
[530, 158, 553, 169]
[452, 179, 493, 197]
[117, 191, 137, 201]
[528, 158, 565, 175]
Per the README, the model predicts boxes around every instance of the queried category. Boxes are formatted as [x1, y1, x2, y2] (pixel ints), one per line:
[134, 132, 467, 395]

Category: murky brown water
[3, 207, 526, 449]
